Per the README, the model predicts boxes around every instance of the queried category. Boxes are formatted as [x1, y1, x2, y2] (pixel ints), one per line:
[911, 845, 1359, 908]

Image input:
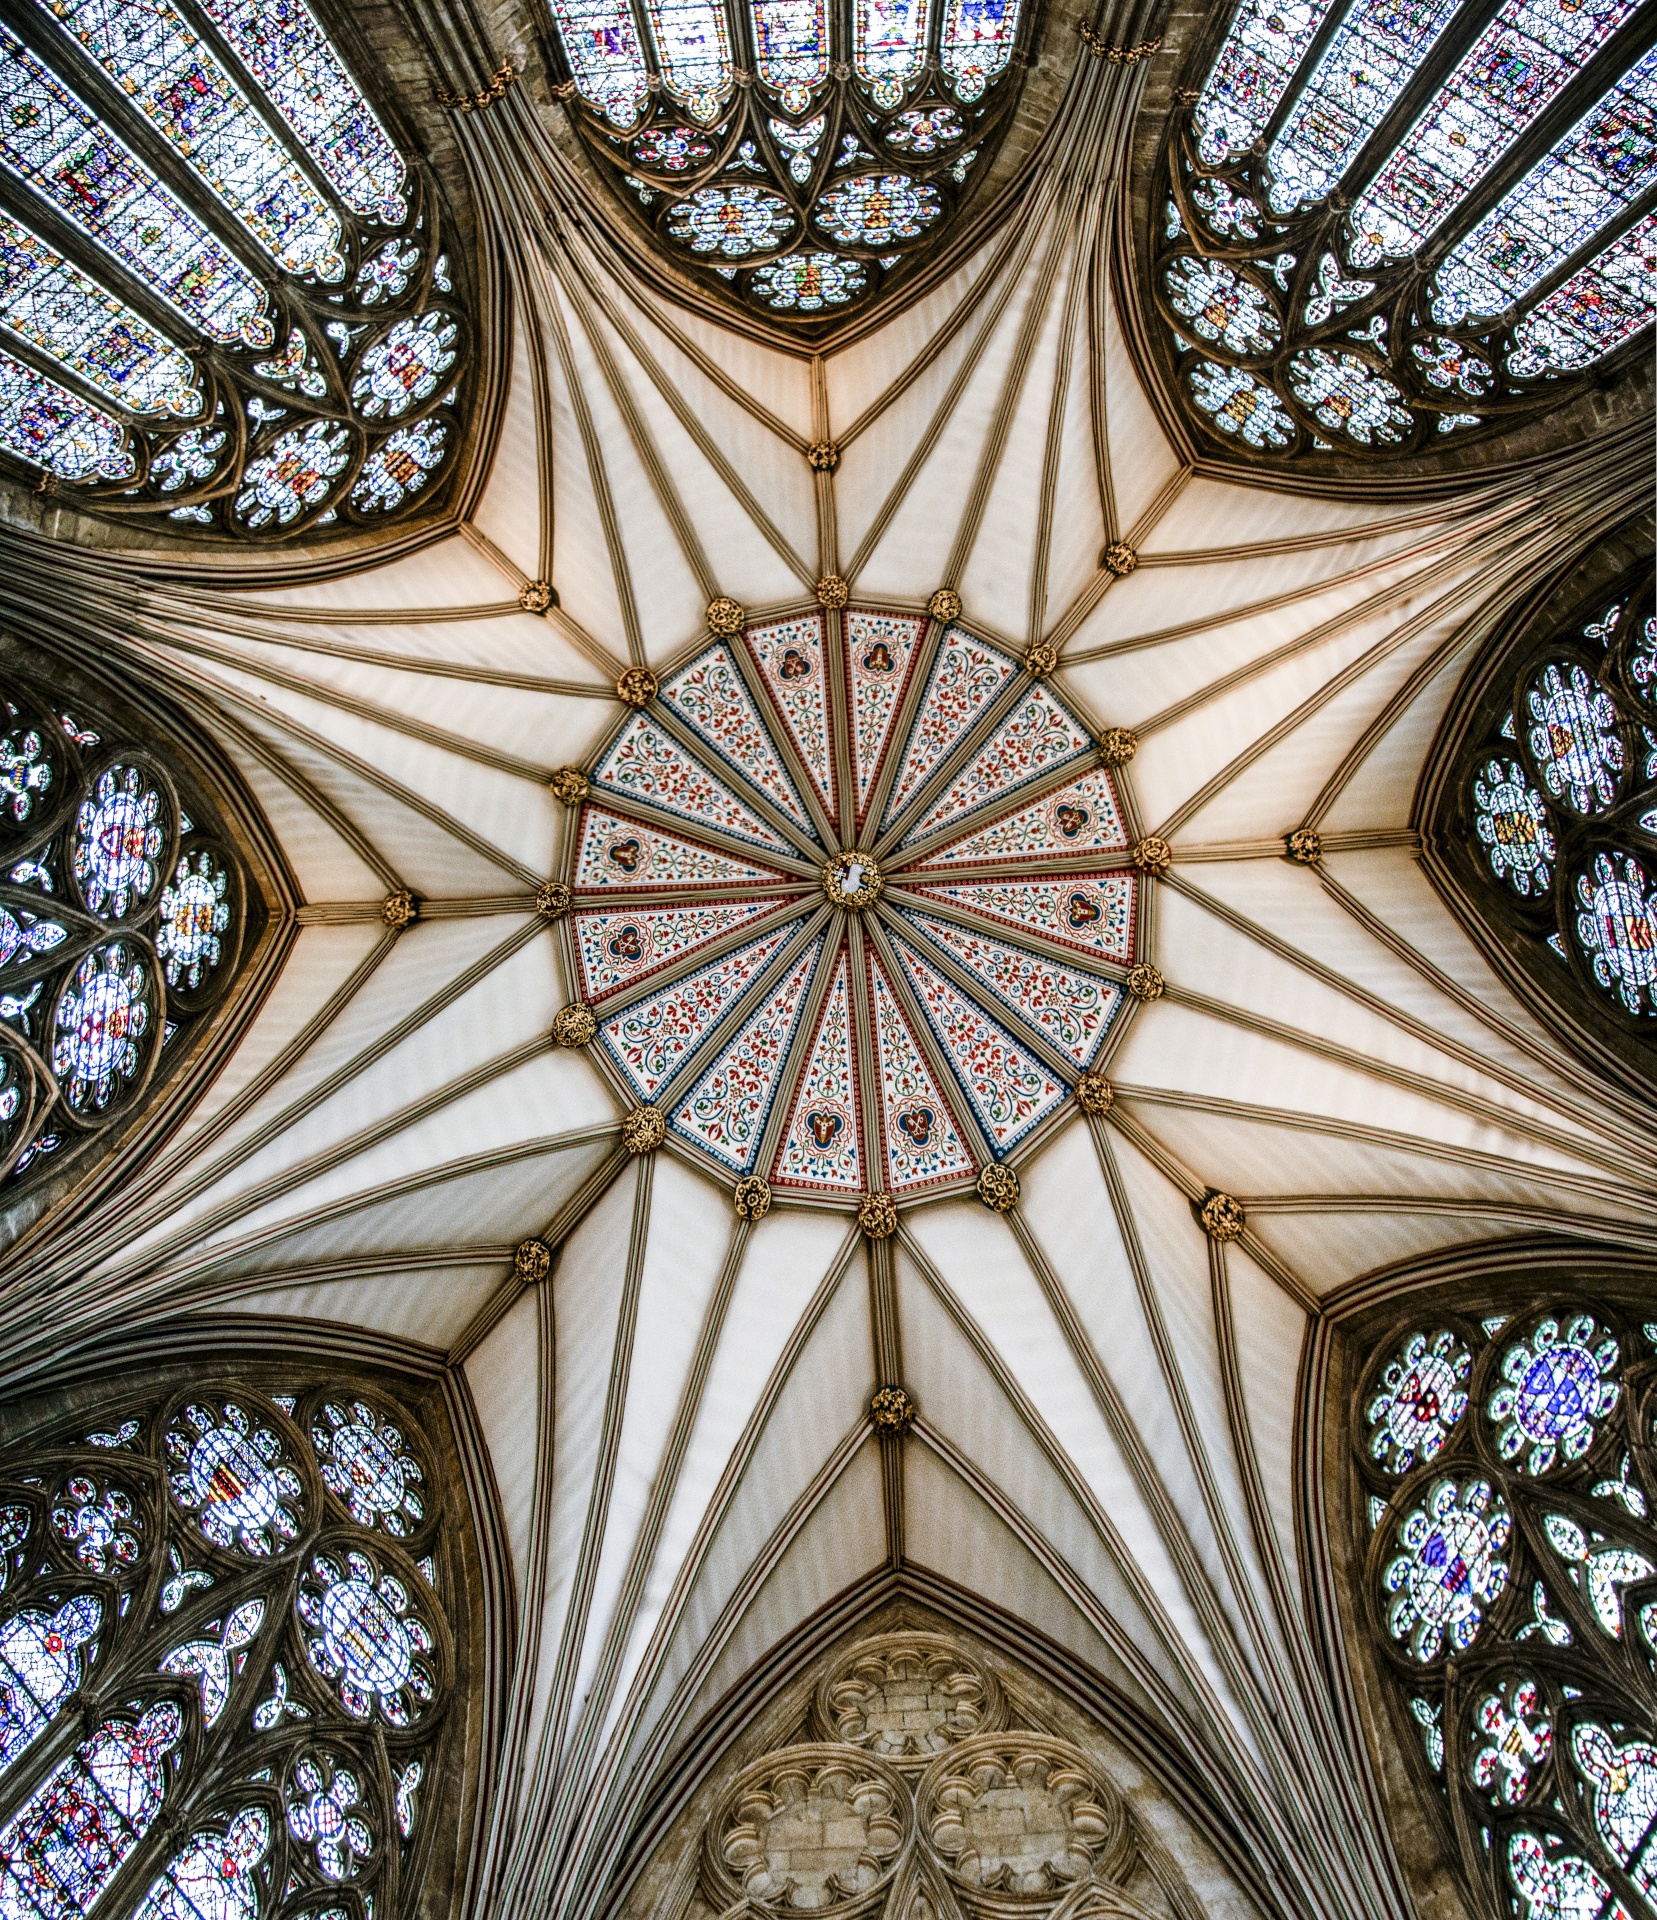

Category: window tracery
[0, 0, 471, 539]
[1352, 1294, 1657, 1920]
[0, 654, 257, 1202]
[1427, 547, 1657, 1091]
[545, 0, 1032, 323]
[0, 1375, 457, 1920]
[1149, 0, 1656, 463]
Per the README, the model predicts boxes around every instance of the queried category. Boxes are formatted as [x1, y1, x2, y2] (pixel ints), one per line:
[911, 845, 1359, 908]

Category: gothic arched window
[1425, 540, 1656, 1095]
[0, 1369, 463, 1920]
[0, 0, 472, 539]
[0, 644, 261, 1203]
[546, 0, 1034, 322]
[1149, 0, 1656, 462]
[1350, 1292, 1657, 1920]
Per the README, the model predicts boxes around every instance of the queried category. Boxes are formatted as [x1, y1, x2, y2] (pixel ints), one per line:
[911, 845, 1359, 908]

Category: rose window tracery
[545, 0, 1033, 324]
[1351, 1293, 1657, 1920]
[1429, 548, 1657, 1091]
[0, 1373, 460, 1920]
[1151, 0, 1657, 464]
[555, 602, 1145, 1202]
[0, 0, 473, 539]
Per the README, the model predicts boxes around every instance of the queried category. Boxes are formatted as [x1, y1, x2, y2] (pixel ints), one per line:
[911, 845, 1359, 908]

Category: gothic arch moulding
[599, 1600, 1271, 1920]
[1312, 1244, 1657, 1920]
[1417, 518, 1657, 1104]
[1120, 0, 1656, 494]
[0, 1327, 506, 1920]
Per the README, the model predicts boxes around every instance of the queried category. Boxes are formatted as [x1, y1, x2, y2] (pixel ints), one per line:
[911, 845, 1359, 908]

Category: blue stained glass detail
[0, 1598, 101, 1775]
[1433, 45, 1657, 325]
[1526, 659, 1623, 812]
[642, 0, 733, 120]
[73, 764, 167, 918]
[1575, 848, 1657, 1015]
[1188, 359, 1295, 445]
[51, 940, 152, 1110]
[1347, 0, 1641, 267]
[0, 26, 273, 348]
[34, 0, 349, 284]
[750, 0, 828, 111]
[855, 0, 930, 107]
[131, 1807, 268, 1920]
[750, 251, 868, 308]
[0, 346, 134, 481]
[0, 1702, 182, 1920]
[157, 1600, 264, 1727]
[666, 183, 796, 255]
[814, 173, 941, 245]
[1266, 0, 1467, 214]
[1506, 208, 1657, 375]
[194, 0, 408, 223]
[0, 214, 200, 419]
[1192, 0, 1338, 165]
[940, 0, 1019, 103]
[351, 417, 447, 514]
[550, 0, 651, 126]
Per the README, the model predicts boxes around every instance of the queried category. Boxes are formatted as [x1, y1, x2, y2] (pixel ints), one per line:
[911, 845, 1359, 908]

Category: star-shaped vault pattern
[0, 25, 1648, 1920]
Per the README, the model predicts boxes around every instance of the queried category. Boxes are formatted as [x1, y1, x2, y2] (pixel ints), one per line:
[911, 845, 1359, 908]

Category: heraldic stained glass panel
[1157, 0, 1657, 462]
[543, 0, 1030, 321]
[1353, 1291, 1657, 1920]
[1434, 543, 1657, 1089]
[0, 0, 471, 537]
[556, 600, 1142, 1199]
[0, 1373, 457, 1920]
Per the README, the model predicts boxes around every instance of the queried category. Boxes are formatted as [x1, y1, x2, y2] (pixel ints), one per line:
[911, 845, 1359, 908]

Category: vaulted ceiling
[0, 16, 1651, 1920]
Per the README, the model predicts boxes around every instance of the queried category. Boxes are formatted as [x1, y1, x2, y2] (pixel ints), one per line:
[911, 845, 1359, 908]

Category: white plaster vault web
[1, 32, 1650, 1920]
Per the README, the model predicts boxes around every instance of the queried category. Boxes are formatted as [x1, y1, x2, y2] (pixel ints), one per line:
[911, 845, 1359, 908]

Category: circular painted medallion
[563, 604, 1142, 1198]
[320, 1579, 414, 1696]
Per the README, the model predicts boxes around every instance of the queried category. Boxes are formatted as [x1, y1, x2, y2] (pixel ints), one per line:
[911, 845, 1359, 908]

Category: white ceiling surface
[26, 72, 1652, 1920]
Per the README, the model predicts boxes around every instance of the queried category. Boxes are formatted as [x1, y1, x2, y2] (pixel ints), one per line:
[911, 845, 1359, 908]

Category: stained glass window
[545, 0, 1026, 320]
[0, 658, 255, 1194]
[1157, 0, 1656, 461]
[1433, 547, 1657, 1086]
[0, 1371, 457, 1920]
[0, 0, 470, 537]
[1351, 1293, 1657, 1920]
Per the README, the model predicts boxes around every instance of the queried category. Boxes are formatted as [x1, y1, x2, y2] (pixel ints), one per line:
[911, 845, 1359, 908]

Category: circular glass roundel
[333, 1424, 406, 1515]
[155, 847, 235, 994]
[1383, 1477, 1510, 1662]
[751, 253, 868, 312]
[1488, 1314, 1619, 1472]
[1365, 1328, 1471, 1475]
[51, 941, 153, 1113]
[813, 174, 940, 248]
[351, 313, 459, 421]
[321, 1579, 414, 1695]
[1575, 850, 1657, 1016]
[1471, 757, 1555, 897]
[72, 764, 168, 918]
[666, 186, 797, 259]
[570, 605, 1141, 1199]
[189, 1426, 283, 1535]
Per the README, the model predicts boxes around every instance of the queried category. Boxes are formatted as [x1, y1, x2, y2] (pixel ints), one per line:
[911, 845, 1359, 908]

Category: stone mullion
[882, 881, 1131, 985]
[719, 628, 841, 851]
[886, 745, 1111, 871]
[575, 890, 816, 1025]
[650, 903, 833, 1114]
[579, 788, 821, 881]
[824, 607, 858, 846]
[862, 916, 985, 1170]
[869, 668, 1035, 863]
[845, 915, 888, 1191]
[749, 916, 843, 1179]
[647, 702, 828, 862]
[874, 911, 1079, 1083]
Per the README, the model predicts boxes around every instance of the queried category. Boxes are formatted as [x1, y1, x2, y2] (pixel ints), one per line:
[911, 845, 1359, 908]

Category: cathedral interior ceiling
[0, 0, 1648, 1914]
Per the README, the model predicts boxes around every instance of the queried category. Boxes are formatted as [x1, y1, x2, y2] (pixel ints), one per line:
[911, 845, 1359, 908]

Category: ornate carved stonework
[813, 1633, 1004, 1768]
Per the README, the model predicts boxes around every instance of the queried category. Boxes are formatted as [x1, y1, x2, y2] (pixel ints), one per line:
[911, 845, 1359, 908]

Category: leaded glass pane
[1433, 44, 1657, 325]
[1348, 0, 1642, 268]
[1507, 209, 1657, 375]
[34, 0, 349, 282]
[0, 346, 134, 481]
[938, 0, 1019, 104]
[750, 0, 827, 110]
[642, 0, 734, 120]
[194, 0, 408, 223]
[855, 0, 930, 102]
[0, 25, 272, 347]
[1193, 0, 1338, 164]
[548, 0, 652, 123]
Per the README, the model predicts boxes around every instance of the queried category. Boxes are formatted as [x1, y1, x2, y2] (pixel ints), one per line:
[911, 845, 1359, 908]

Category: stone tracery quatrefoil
[558, 605, 1142, 1201]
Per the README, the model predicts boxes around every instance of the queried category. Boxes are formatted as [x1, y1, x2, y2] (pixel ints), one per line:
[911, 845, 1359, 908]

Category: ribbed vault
[0, 13, 1649, 1920]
